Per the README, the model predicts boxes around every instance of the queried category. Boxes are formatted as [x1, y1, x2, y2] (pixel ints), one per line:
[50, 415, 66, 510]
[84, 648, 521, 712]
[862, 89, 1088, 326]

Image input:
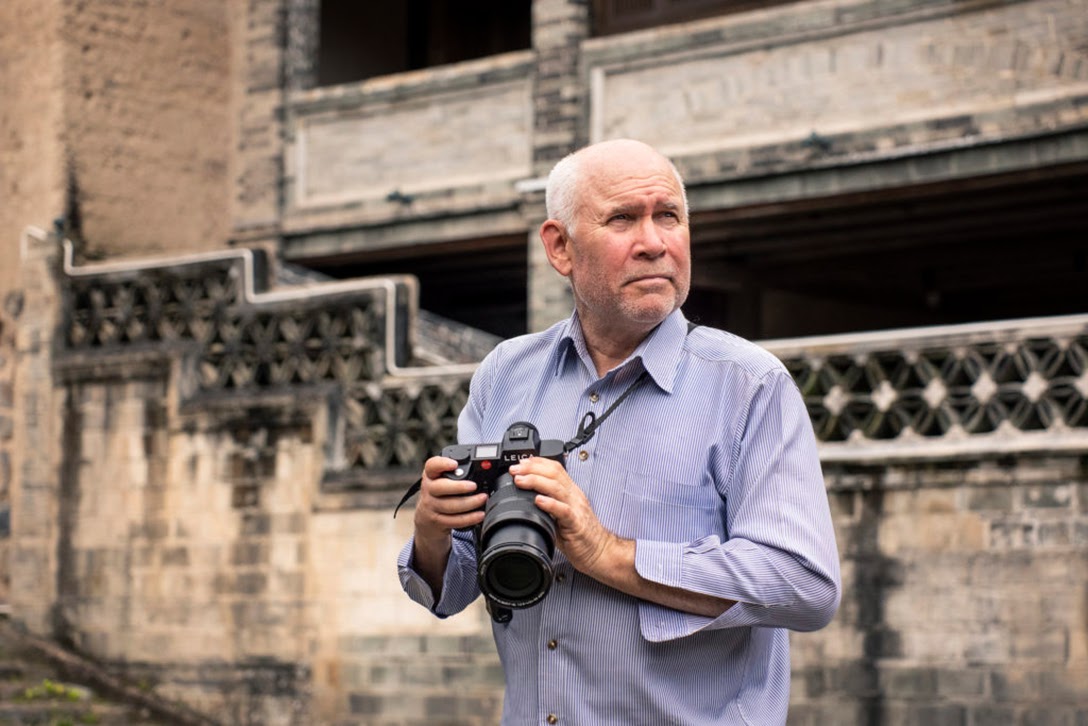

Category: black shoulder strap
[394, 321, 699, 516]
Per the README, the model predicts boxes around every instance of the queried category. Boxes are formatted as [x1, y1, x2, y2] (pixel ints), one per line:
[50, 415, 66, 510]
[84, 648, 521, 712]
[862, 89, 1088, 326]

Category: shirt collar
[552, 308, 689, 394]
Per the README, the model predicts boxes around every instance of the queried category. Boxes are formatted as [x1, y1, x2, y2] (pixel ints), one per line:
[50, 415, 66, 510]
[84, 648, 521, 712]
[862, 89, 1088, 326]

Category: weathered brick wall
[55, 378, 317, 725]
[309, 510, 502, 725]
[60, 0, 232, 258]
[791, 456, 1088, 725]
[0, 0, 66, 293]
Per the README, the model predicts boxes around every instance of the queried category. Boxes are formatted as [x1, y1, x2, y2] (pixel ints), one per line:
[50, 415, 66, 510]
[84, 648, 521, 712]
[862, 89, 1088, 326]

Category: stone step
[0, 694, 161, 725]
[0, 617, 214, 726]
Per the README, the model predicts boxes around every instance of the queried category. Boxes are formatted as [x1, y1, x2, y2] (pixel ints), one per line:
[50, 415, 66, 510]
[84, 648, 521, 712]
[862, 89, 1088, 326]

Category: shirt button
[556, 573, 566, 583]
[589, 392, 599, 403]
[547, 639, 558, 650]
[578, 450, 588, 461]
[547, 715, 558, 724]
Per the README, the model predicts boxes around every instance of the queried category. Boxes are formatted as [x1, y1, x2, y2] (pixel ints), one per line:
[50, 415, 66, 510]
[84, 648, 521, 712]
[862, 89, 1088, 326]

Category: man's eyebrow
[602, 203, 640, 218]
[603, 200, 682, 217]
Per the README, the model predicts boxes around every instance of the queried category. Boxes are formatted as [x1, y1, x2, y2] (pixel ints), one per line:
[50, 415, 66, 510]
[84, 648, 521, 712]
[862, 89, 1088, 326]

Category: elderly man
[398, 139, 841, 725]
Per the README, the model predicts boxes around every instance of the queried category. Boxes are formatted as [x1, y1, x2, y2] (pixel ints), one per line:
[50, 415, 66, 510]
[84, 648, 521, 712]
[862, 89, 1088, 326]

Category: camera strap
[563, 320, 698, 452]
[394, 321, 698, 518]
[394, 321, 698, 622]
[391, 370, 650, 517]
[563, 369, 649, 453]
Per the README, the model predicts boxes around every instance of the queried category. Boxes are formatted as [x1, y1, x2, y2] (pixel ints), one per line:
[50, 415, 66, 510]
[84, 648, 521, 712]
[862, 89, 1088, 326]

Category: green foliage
[19, 678, 85, 702]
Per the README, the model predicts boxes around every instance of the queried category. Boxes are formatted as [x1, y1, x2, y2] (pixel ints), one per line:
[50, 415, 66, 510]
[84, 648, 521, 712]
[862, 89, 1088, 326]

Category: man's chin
[622, 297, 679, 326]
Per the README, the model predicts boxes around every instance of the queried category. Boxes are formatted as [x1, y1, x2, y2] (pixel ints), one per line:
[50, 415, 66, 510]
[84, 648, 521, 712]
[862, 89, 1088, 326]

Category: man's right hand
[411, 456, 488, 595]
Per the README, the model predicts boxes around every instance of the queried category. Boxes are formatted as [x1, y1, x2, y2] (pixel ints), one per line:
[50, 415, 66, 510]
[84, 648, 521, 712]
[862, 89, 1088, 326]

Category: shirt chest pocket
[618, 470, 725, 543]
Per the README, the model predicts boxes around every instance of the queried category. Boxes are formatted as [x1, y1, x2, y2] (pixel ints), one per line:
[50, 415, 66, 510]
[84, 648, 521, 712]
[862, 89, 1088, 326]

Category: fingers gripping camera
[442, 422, 565, 610]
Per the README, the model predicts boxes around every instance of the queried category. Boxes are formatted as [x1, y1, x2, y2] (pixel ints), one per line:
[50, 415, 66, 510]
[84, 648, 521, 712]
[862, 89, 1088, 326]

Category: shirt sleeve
[396, 347, 495, 616]
[633, 370, 842, 642]
[397, 528, 481, 617]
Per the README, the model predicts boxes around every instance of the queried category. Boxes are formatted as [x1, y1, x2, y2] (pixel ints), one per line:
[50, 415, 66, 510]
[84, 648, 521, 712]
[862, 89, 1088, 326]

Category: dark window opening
[593, 0, 785, 36]
[300, 235, 528, 341]
[684, 166, 1088, 340]
[318, 1, 532, 86]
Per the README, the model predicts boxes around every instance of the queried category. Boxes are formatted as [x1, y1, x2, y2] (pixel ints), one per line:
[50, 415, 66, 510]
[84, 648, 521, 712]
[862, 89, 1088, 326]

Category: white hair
[544, 142, 689, 231]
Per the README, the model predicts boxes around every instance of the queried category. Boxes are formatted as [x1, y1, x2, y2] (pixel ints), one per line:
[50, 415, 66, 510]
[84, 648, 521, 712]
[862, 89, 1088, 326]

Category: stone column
[526, 0, 590, 332]
[231, 0, 290, 247]
[11, 228, 64, 634]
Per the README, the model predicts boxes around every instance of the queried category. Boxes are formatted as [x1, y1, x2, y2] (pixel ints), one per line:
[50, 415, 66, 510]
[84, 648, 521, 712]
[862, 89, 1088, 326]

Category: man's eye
[609, 214, 630, 223]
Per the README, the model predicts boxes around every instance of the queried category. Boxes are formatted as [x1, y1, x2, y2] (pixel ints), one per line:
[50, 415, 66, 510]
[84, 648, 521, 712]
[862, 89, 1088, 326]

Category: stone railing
[55, 234, 479, 495]
[53, 231, 1088, 496]
[765, 316, 1088, 461]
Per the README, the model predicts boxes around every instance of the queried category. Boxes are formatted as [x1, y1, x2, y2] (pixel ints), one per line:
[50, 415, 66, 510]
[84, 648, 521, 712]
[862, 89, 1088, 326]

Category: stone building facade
[2, 0, 1086, 724]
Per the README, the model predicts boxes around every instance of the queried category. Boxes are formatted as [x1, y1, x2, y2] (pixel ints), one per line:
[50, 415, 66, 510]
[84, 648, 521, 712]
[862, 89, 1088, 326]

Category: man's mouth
[626, 273, 673, 285]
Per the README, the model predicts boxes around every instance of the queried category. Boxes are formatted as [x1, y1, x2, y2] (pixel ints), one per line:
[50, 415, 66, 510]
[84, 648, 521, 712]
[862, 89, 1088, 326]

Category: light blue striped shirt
[399, 309, 841, 725]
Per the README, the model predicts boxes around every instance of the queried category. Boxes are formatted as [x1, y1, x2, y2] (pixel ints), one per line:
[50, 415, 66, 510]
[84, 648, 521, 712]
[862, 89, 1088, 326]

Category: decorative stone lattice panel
[58, 239, 1088, 491]
[58, 241, 476, 494]
[766, 318, 1088, 460]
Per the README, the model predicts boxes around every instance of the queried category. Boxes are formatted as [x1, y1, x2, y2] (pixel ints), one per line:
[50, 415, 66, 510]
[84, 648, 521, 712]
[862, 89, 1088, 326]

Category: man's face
[563, 149, 691, 334]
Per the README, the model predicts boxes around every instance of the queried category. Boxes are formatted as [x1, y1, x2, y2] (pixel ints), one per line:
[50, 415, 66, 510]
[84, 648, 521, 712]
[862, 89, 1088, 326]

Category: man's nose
[632, 217, 667, 257]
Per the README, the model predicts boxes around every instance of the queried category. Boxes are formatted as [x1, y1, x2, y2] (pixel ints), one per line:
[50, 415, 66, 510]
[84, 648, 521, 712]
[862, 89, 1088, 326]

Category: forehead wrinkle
[593, 181, 685, 219]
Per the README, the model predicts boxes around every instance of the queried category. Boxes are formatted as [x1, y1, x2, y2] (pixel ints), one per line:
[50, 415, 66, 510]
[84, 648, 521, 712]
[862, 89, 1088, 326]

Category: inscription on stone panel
[295, 80, 532, 207]
[592, 0, 1088, 155]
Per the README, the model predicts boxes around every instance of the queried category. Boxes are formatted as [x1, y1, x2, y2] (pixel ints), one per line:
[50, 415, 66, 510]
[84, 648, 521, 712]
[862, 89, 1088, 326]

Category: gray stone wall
[56, 382, 315, 725]
[586, 0, 1088, 157]
[791, 456, 1088, 725]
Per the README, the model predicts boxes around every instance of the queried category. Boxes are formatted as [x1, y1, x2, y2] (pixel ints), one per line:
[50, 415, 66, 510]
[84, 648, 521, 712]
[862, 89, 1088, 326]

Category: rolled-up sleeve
[397, 346, 495, 616]
[398, 528, 481, 617]
[634, 370, 841, 641]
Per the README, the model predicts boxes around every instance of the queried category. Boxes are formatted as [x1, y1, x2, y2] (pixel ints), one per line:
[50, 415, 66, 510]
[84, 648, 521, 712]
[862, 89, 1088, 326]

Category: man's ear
[540, 220, 573, 277]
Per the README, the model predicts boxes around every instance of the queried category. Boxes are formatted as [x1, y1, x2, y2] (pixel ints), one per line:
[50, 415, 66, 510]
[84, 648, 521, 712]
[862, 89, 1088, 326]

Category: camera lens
[478, 474, 556, 608]
[481, 541, 549, 601]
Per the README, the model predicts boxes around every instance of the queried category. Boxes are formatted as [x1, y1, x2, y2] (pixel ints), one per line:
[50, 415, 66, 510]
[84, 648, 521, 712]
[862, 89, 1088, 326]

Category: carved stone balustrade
[765, 317, 1088, 461]
[57, 239, 478, 502]
[56, 236, 1088, 501]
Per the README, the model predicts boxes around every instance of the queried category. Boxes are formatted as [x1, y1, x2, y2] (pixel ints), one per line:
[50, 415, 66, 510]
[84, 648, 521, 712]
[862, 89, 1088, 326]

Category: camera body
[442, 422, 564, 610]
[442, 422, 566, 494]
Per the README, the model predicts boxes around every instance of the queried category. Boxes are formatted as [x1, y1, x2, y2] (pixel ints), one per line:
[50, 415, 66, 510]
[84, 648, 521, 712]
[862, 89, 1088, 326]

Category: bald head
[545, 139, 689, 231]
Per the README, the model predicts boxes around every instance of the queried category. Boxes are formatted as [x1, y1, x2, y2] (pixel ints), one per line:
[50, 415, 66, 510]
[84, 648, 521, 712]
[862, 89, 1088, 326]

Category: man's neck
[579, 317, 656, 378]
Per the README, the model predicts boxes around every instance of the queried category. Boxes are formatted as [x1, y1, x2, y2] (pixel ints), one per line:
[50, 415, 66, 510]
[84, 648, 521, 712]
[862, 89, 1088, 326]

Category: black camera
[442, 422, 565, 610]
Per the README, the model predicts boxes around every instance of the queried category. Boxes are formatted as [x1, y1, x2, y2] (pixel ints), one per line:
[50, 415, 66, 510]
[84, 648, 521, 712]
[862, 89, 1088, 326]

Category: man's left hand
[509, 457, 617, 576]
